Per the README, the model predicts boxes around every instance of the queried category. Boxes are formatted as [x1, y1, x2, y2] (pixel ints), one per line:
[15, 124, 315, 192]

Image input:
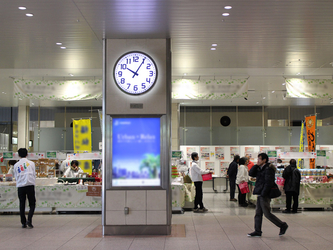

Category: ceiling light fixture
[256, 102, 259, 104]
[56, 42, 62, 45]
[60, 46, 66, 49]
[26, 13, 34, 17]
[212, 44, 217, 46]
[263, 97, 266, 99]
[224, 6, 232, 9]
[183, 73, 187, 76]
[18, 7, 26, 10]
[222, 13, 230, 16]
[211, 48, 216, 50]
[69, 73, 74, 76]
[296, 72, 301, 75]
[272, 90, 275, 93]
[282, 82, 286, 85]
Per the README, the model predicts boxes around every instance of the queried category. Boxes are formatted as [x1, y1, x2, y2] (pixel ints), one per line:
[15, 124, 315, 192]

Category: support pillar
[171, 103, 180, 151]
[18, 105, 30, 149]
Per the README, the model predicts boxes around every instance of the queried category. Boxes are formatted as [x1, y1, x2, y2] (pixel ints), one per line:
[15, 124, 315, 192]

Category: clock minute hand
[126, 68, 138, 76]
[132, 58, 146, 78]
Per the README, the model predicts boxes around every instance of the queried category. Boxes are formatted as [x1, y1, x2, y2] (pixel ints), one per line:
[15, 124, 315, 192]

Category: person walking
[190, 152, 211, 212]
[282, 159, 301, 213]
[236, 157, 249, 207]
[248, 153, 288, 237]
[13, 148, 36, 229]
[227, 155, 240, 201]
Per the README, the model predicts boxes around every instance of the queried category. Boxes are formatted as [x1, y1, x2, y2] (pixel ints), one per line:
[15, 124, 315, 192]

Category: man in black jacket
[227, 155, 240, 201]
[247, 153, 288, 237]
[282, 159, 301, 213]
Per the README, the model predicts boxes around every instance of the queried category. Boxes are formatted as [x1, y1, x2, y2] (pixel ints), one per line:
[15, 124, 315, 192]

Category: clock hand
[132, 58, 146, 78]
[126, 68, 138, 76]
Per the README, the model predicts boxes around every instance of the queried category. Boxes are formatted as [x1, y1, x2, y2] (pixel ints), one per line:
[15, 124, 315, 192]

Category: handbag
[269, 183, 282, 198]
[239, 182, 250, 194]
[276, 177, 285, 186]
[202, 173, 212, 181]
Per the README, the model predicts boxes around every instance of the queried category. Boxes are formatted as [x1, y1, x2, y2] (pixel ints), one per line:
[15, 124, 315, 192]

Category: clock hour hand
[126, 68, 138, 76]
[132, 58, 146, 78]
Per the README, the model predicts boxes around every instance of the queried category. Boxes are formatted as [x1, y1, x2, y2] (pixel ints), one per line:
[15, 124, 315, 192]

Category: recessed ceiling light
[56, 42, 62, 45]
[211, 48, 216, 50]
[296, 72, 301, 75]
[272, 90, 275, 93]
[18, 7, 26, 10]
[263, 97, 266, 99]
[69, 73, 74, 76]
[26, 13, 34, 17]
[256, 102, 259, 104]
[282, 82, 286, 85]
[60, 46, 66, 49]
[212, 44, 217, 46]
[224, 6, 232, 9]
[222, 13, 230, 16]
[184, 73, 187, 76]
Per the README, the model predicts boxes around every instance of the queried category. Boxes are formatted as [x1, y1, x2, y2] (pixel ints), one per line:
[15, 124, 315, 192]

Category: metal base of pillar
[103, 225, 171, 235]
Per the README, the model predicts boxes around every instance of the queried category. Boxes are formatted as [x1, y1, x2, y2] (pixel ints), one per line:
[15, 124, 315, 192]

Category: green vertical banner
[73, 119, 92, 174]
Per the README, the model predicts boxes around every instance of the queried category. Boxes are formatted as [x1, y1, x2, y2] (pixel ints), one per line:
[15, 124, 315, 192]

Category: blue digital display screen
[112, 117, 161, 186]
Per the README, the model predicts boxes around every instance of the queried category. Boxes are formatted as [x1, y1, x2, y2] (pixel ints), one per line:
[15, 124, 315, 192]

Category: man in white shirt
[190, 152, 211, 212]
[13, 148, 36, 229]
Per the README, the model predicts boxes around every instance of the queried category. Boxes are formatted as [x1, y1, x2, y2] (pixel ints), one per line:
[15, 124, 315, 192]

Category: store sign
[13, 78, 102, 101]
[172, 78, 248, 100]
[86, 186, 101, 197]
[267, 150, 277, 158]
[172, 151, 182, 158]
[46, 151, 57, 159]
[286, 78, 333, 99]
[3, 152, 13, 159]
[317, 150, 326, 157]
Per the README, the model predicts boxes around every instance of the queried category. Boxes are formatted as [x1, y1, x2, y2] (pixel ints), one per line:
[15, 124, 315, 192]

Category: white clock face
[113, 52, 158, 95]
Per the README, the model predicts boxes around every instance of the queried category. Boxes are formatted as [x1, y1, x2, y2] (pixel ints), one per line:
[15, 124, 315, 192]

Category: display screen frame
[108, 115, 166, 190]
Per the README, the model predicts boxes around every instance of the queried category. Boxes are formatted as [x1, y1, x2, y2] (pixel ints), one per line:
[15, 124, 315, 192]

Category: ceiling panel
[1, 0, 333, 107]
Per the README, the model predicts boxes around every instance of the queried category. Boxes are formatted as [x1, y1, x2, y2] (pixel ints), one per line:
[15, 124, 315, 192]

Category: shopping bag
[276, 177, 285, 186]
[239, 182, 250, 194]
[202, 173, 212, 181]
[269, 183, 282, 198]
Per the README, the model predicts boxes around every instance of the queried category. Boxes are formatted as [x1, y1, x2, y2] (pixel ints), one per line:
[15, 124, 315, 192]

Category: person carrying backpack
[282, 159, 301, 213]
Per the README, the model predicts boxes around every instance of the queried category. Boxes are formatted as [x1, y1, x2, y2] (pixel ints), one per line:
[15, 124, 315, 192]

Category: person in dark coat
[247, 153, 288, 237]
[227, 155, 240, 201]
[282, 159, 301, 213]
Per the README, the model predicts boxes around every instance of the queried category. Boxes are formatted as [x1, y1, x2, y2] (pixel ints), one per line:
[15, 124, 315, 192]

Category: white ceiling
[1, 0, 333, 107]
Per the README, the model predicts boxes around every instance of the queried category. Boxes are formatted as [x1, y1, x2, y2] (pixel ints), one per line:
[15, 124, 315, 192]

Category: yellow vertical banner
[305, 115, 316, 169]
[73, 119, 92, 174]
[297, 121, 305, 169]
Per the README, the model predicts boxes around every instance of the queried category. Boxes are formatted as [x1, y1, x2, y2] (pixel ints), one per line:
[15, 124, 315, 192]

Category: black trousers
[254, 196, 285, 233]
[229, 178, 236, 199]
[18, 185, 36, 225]
[194, 181, 204, 209]
[237, 184, 247, 205]
[285, 191, 298, 212]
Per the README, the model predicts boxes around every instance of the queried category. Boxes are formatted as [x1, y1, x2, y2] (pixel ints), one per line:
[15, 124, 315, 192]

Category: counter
[0, 184, 102, 212]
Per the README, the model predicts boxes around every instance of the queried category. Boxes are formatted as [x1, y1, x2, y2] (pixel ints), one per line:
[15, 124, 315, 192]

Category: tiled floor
[1, 192, 333, 250]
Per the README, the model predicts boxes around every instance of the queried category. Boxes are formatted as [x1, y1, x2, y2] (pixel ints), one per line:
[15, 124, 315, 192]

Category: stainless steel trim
[103, 225, 171, 235]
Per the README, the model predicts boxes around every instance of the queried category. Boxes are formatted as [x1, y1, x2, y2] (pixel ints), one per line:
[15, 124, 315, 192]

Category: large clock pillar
[102, 39, 171, 235]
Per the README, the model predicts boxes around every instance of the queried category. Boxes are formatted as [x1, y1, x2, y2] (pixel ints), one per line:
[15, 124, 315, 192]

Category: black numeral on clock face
[121, 64, 127, 70]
